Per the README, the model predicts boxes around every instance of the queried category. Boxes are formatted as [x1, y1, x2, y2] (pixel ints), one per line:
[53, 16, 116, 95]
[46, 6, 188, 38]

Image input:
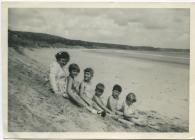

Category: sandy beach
[8, 47, 189, 132]
[25, 48, 189, 120]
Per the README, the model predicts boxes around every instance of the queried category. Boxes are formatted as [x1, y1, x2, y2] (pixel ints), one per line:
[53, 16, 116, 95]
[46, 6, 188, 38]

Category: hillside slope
[8, 48, 130, 132]
[8, 30, 189, 52]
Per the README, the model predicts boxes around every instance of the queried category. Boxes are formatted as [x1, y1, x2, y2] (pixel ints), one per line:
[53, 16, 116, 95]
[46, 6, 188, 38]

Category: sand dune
[8, 47, 189, 132]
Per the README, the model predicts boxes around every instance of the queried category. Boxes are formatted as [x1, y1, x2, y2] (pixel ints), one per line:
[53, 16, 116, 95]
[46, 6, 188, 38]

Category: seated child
[66, 63, 88, 107]
[66, 65, 106, 117]
[79, 68, 94, 106]
[49, 51, 70, 96]
[92, 83, 112, 114]
[121, 93, 137, 119]
[120, 93, 146, 126]
[107, 84, 123, 115]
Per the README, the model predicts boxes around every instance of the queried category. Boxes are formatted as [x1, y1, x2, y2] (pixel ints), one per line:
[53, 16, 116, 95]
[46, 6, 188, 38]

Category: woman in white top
[49, 51, 70, 96]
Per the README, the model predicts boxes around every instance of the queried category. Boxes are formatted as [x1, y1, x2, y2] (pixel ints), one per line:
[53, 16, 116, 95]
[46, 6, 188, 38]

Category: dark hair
[55, 51, 70, 61]
[96, 83, 105, 91]
[113, 84, 122, 92]
[68, 63, 80, 73]
[126, 92, 136, 103]
[84, 67, 94, 77]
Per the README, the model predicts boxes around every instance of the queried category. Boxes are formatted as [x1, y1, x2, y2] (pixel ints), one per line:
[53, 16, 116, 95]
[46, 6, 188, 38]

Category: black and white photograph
[3, 2, 195, 139]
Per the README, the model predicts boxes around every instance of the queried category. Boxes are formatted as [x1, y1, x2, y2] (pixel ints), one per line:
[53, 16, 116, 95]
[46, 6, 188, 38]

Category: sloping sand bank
[8, 47, 189, 132]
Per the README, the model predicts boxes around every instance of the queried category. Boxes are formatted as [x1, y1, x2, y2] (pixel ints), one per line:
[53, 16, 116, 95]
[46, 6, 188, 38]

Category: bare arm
[67, 77, 86, 107]
[67, 77, 75, 96]
[79, 82, 84, 96]
[93, 96, 112, 114]
[115, 110, 123, 116]
[107, 97, 114, 111]
[79, 83, 91, 105]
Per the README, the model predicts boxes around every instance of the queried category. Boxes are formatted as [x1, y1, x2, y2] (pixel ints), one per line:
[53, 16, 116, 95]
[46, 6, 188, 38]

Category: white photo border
[2, 2, 195, 139]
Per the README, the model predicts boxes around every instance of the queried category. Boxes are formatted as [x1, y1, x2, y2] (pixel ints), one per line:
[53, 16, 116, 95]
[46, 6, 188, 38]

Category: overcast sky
[9, 8, 190, 49]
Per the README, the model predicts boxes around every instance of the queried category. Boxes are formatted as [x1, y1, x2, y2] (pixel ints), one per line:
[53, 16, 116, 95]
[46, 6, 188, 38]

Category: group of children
[49, 51, 142, 126]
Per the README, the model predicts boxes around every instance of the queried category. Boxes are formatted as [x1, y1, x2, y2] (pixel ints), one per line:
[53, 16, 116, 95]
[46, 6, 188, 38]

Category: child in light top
[121, 93, 137, 118]
[92, 83, 112, 114]
[120, 92, 146, 126]
[79, 68, 94, 106]
[107, 84, 123, 115]
[66, 65, 106, 117]
[66, 63, 87, 107]
[49, 51, 70, 96]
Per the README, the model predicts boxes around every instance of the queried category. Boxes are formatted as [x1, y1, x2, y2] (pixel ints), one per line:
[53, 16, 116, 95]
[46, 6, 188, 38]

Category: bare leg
[118, 118, 135, 127]
[86, 106, 98, 114]
[92, 103, 103, 112]
[62, 92, 69, 99]
[68, 92, 88, 107]
[130, 117, 147, 127]
[107, 113, 121, 120]
[81, 95, 93, 106]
